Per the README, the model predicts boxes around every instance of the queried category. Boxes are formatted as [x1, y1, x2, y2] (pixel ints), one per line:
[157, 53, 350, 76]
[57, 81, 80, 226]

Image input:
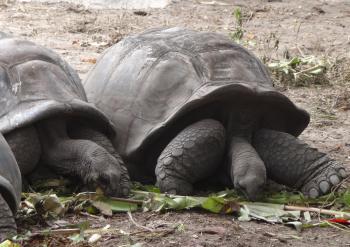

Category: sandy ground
[1, 0, 350, 246]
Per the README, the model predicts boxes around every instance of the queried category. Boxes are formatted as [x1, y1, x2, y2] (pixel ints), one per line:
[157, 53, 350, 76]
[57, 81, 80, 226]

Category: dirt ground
[1, 0, 350, 246]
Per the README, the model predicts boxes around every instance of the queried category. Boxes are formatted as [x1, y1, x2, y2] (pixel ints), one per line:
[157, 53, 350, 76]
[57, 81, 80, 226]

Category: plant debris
[14, 183, 350, 246]
[267, 55, 330, 87]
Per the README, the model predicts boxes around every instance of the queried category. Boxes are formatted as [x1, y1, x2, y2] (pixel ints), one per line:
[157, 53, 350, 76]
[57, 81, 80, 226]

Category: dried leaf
[88, 233, 101, 243]
[91, 201, 112, 216]
[81, 57, 97, 64]
[239, 203, 300, 223]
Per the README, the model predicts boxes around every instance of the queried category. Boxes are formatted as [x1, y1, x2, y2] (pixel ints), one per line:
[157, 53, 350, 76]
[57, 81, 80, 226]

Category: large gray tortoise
[84, 27, 347, 200]
[0, 133, 21, 240]
[0, 35, 130, 211]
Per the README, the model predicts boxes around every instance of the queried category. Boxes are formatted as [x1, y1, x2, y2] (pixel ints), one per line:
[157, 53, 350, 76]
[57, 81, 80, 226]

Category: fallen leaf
[88, 233, 101, 243]
[91, 201, 112, 216]
[239, 203, 300, 223]
[0, 240, 20, 247]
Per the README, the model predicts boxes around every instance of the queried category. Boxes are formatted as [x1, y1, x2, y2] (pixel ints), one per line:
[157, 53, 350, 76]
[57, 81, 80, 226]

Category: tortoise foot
[156, 176, 193, 195]
[301, 161, 347, 198]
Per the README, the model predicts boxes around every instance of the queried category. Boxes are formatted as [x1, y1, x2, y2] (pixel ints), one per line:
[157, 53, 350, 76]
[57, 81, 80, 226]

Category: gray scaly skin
[2, 118, 130, 241]
[155, 116, 346, 200]
[6, 118, 130, 198]
[155, 113, 267, 200]
[156, 119, 226, 195]
[253, 129, 347, 198]
[229, 137, 266, 201]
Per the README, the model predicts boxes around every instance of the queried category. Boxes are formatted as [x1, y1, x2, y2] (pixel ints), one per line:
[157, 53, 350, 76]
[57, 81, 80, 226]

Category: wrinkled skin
[5, 118, 130, 198]
[155, 109, 347, 200]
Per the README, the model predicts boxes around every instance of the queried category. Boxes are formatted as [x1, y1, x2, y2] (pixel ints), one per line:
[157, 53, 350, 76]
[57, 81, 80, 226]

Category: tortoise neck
[225, 107, 258, 144]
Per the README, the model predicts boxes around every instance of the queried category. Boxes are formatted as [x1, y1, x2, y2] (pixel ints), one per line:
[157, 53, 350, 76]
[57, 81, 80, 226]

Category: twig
[33, 227, 125, 236]
[33, 228, 81, 236]
[323, 221, 350, 233]
[79, 211, 102, 219]
[293, 64, 324, 76]
[284, 205, 350, 218]
[127, 211, 154, 232]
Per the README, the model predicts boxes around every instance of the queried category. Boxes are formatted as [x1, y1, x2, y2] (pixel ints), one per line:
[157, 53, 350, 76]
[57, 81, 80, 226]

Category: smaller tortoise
[84, 27, 347, 200]
[0, 35, 130, 205]
[0, 133, 21, 240]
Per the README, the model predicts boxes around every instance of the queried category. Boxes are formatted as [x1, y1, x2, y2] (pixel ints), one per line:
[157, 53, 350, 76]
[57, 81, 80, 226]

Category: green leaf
[341, 190, 350, 207]
[68, 233, 85, 244]
[0, 240, 20, 247]
[172, 196, 203, 210]
[233, 8, 242, 26]
[201, 197, 224, 213]
[85, 205, 99, 215]
[262, 191, 305, 205]
[99, 197, 138, 212]
[288, 57, 301, 66]
[240, 202, 300, 223]
[132, 183, 161, 193]
[238, 205, 251, 221]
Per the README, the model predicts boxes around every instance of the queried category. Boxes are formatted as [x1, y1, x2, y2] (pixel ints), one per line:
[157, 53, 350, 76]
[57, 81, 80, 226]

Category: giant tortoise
[0, 35, 130, 211]
[0, 133, 21, 240]
[84, 27, 347, 200]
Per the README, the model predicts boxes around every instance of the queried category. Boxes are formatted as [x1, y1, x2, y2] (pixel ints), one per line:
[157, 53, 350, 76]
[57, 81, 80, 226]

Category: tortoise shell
[0, 132, 21, 213]
[0, 36, 115, 137]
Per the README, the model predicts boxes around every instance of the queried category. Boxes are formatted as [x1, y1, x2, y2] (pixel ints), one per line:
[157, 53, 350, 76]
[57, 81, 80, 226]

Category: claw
[329, 175, 340, 186]
[338, 168, 347, 178]
[319, 181, 330, 194]
[302, 162, 347, 198]
[309, 188, 319, 198]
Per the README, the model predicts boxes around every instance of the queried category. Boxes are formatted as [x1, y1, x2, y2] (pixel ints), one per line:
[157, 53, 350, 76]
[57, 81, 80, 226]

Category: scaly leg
[156, 119, 225, 195]
[254, 129, 347, 198]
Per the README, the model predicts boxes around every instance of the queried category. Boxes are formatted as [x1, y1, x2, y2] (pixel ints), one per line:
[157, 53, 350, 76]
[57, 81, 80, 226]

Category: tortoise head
[234, 172, 266, 201]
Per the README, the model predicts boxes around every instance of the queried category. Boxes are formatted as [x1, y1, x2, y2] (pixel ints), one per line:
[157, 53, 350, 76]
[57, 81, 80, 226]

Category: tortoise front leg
[156, 119, 225, 195]
[229, 137, 266, 201]
[253, 129, 347, 198]
[36, 118, 130, 197]
[0, 194, 16, 241]
[68, 123, 130, 196]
